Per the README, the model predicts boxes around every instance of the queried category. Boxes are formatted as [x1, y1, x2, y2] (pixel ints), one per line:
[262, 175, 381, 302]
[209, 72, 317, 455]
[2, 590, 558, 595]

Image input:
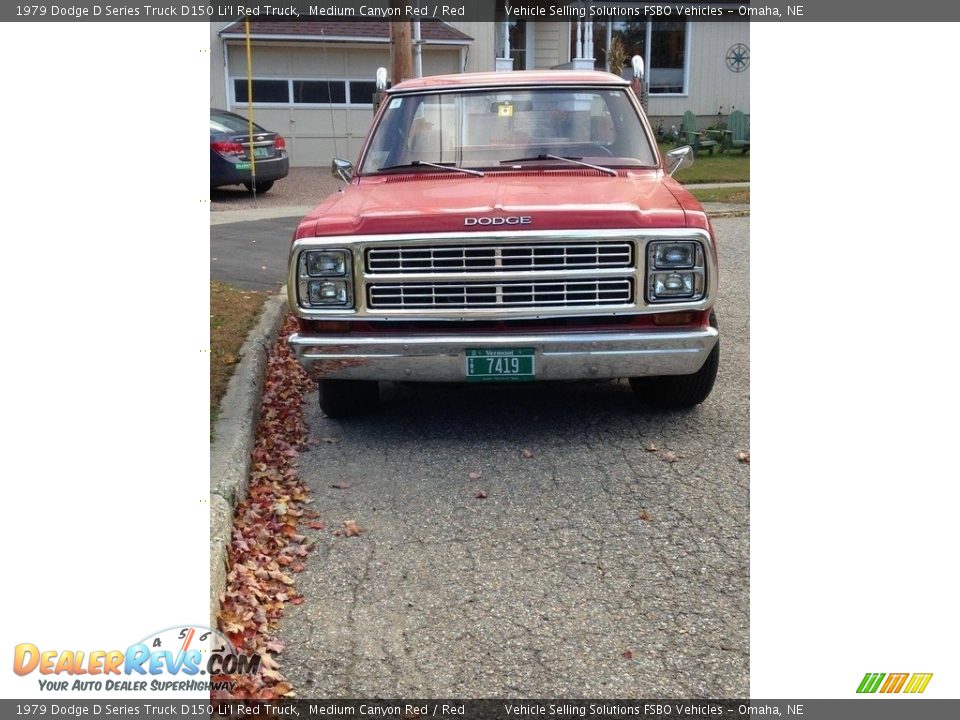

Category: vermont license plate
[465, 348, 535, 382]
[252, 146, 271, 159]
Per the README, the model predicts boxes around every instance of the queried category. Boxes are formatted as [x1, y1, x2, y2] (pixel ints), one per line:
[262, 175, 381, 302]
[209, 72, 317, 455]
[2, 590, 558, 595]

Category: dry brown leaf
[343, 520, 364, 537]
[475, 490, 488, 499]
[622, 650, 634, 659]
[468, 471, 482, 481]
[306, 521, 326, 530]
[215, 316, 316, 700]
[521, 449, 534, 459]
[266, 639, 285, 653]
[737, 450, 750, 463]
[331, 482, 352, 490]
[645, 444, 658, 452]
[661, 451, 677, 463]
[638, 510, 652, 521]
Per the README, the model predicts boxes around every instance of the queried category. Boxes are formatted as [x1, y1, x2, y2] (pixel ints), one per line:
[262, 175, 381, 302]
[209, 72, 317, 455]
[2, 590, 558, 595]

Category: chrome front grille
[291, 229, 716, 320]
[366, 241, 633, 273]
[367, 278, 634, 310]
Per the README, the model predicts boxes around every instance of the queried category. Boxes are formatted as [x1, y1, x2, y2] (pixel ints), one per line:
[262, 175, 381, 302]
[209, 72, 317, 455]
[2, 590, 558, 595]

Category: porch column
[571, 20, 595, 69]
[496, 20, 514, 71]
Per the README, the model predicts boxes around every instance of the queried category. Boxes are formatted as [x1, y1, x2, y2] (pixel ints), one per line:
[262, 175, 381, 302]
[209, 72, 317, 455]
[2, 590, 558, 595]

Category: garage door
[226, 44, 461, 167]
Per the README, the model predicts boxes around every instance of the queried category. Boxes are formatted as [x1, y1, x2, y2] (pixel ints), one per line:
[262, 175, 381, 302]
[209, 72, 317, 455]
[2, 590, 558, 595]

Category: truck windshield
[360, 87, 657, 174]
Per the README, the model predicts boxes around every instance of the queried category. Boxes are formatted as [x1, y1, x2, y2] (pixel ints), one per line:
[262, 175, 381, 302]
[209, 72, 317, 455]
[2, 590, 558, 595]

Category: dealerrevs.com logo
[857, 672, 933, 694]
[13, 626, 259, 693]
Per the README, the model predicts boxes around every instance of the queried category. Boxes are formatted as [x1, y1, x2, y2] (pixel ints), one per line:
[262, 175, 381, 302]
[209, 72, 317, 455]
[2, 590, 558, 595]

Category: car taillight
[211, 141, 244, 156]
[274, 136, 286, 151]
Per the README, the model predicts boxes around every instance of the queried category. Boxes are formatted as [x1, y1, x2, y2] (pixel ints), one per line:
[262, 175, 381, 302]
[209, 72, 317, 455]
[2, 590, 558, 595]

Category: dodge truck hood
[295, 170, 689, 239]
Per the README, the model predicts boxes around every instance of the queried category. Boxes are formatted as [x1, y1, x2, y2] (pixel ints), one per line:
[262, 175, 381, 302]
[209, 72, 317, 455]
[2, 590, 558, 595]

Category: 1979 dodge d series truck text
[286, 70, 720, 417]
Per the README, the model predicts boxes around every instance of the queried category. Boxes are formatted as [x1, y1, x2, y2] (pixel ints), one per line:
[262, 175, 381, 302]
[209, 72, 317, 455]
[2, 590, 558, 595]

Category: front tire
[318, 380, 379, 418]
[243, 180, 274, 194]
[630, 315, 719, 409]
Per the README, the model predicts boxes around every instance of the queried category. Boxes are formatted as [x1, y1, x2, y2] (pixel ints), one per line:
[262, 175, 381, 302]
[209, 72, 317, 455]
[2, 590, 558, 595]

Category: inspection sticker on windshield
[497, 103, 514, 118]
[466, 348, 535, 382]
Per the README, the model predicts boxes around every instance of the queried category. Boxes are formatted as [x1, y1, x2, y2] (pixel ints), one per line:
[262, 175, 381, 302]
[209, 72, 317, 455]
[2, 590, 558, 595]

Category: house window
[292, 80, 346, 104]
[495, 1, 529, 69]
[570, 21, 688, 94]
[349, 81, 378, 105]
[649, 22, 686, 94]
[233, 79, 288, 104]
[232, 78, 377, 105]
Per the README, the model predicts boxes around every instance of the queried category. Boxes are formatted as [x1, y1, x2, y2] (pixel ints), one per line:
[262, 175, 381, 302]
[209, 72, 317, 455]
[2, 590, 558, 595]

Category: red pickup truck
[287, 71, 719, 417]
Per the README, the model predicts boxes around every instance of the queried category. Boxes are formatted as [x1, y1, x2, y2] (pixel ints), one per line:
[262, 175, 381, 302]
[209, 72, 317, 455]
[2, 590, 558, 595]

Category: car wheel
[318, 380, 379, 418]
[242, 180, 274, 194]
[629, 314, 719, 409]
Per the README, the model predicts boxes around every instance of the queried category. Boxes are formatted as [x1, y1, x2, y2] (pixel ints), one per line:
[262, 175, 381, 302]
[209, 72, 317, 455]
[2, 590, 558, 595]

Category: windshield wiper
[378, 160, 484, 177]
[500, 154, 617, 177]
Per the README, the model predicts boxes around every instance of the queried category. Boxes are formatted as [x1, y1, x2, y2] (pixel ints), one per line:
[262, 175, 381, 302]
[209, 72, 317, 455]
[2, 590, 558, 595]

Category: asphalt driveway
[210, 216, 301, 292]
[275, 216, 750, 697]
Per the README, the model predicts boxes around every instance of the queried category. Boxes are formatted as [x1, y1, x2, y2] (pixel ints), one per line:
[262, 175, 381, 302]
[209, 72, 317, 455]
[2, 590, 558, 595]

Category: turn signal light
[652, 312, 697, 326]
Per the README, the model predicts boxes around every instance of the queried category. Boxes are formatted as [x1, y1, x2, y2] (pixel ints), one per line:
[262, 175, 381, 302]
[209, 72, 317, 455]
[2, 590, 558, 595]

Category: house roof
[219, 20, 473, 44]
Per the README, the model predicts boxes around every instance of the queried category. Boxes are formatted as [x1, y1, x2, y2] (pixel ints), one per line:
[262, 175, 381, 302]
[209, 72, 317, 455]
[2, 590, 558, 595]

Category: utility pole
[389, 20, 412, 85]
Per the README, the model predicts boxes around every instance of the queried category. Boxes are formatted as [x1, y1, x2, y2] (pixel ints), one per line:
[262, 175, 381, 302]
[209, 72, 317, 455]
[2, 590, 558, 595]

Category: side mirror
[332, 158, 353, 183]
[665, 146, 694, 176]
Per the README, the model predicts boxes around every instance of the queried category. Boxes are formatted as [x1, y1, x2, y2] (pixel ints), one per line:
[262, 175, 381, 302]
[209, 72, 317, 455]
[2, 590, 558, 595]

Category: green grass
[659, 142, 750, 183]
[689, 186, 750, 204]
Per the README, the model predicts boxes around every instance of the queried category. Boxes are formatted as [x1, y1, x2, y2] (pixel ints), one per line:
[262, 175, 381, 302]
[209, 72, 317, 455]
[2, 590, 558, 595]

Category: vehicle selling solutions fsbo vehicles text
[503, 3, 726, 18]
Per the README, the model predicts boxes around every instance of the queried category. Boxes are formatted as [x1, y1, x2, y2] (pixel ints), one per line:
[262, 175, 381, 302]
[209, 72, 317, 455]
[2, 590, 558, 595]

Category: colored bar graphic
[892, 673, 910, 693]
[856, 672, 885, 693]
[858, 672, 933, 694]
[880, 673, 908, 693]
[904, 673, 933, 693]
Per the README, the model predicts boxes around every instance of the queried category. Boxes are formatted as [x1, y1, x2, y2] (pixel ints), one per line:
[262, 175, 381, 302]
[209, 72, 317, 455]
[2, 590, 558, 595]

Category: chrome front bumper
[288, 327, 718, 382]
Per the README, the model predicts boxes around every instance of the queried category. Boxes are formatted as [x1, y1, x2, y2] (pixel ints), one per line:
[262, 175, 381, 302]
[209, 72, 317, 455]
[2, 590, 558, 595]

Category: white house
[209, 15, 749, 167]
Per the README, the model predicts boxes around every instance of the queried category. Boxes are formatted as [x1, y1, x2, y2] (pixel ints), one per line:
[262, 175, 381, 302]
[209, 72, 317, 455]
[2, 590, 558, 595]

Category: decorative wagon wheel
[726, 43, 750, 73]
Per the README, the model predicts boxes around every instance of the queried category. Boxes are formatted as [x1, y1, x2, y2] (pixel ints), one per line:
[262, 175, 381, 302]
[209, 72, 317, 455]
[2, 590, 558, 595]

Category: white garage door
[225, 43, 462, 167]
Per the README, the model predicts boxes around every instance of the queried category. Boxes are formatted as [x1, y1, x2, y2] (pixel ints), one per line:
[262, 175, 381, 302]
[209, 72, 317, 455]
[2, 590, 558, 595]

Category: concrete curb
[702, 202, 750, 218]
[209, 287, 289, 627]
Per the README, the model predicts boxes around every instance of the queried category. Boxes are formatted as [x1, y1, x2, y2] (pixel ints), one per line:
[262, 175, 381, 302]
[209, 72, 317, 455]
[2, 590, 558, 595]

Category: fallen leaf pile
[216, 316, 315, 700]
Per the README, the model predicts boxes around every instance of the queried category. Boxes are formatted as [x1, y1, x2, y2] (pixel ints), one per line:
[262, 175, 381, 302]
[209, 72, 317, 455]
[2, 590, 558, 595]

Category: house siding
[531, 22, 566, 68]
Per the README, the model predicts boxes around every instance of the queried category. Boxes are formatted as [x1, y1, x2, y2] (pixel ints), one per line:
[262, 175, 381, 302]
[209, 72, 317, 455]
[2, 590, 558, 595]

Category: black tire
[318, 380, 379, 418]
[242, 180, 274, 194]
[630, 315, 719, 409]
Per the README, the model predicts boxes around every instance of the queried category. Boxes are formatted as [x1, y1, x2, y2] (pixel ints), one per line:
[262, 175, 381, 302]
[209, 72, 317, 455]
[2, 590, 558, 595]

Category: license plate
[465, 348, 535, 382]
[252, 146, 271, 159]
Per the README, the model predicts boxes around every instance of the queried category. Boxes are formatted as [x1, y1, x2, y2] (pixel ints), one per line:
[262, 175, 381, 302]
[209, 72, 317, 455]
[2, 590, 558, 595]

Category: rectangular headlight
[307, 279, 350, 305]
[647, 240, 706, 303]
[651, 272, 696, 298]
[651, 241, 697, 269]
[305, 250, 349, 277]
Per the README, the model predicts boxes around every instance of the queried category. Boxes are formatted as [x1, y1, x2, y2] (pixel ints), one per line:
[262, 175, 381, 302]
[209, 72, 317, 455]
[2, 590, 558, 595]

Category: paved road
[276, 216, 750, 697]
[210, 216, 301, 291]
